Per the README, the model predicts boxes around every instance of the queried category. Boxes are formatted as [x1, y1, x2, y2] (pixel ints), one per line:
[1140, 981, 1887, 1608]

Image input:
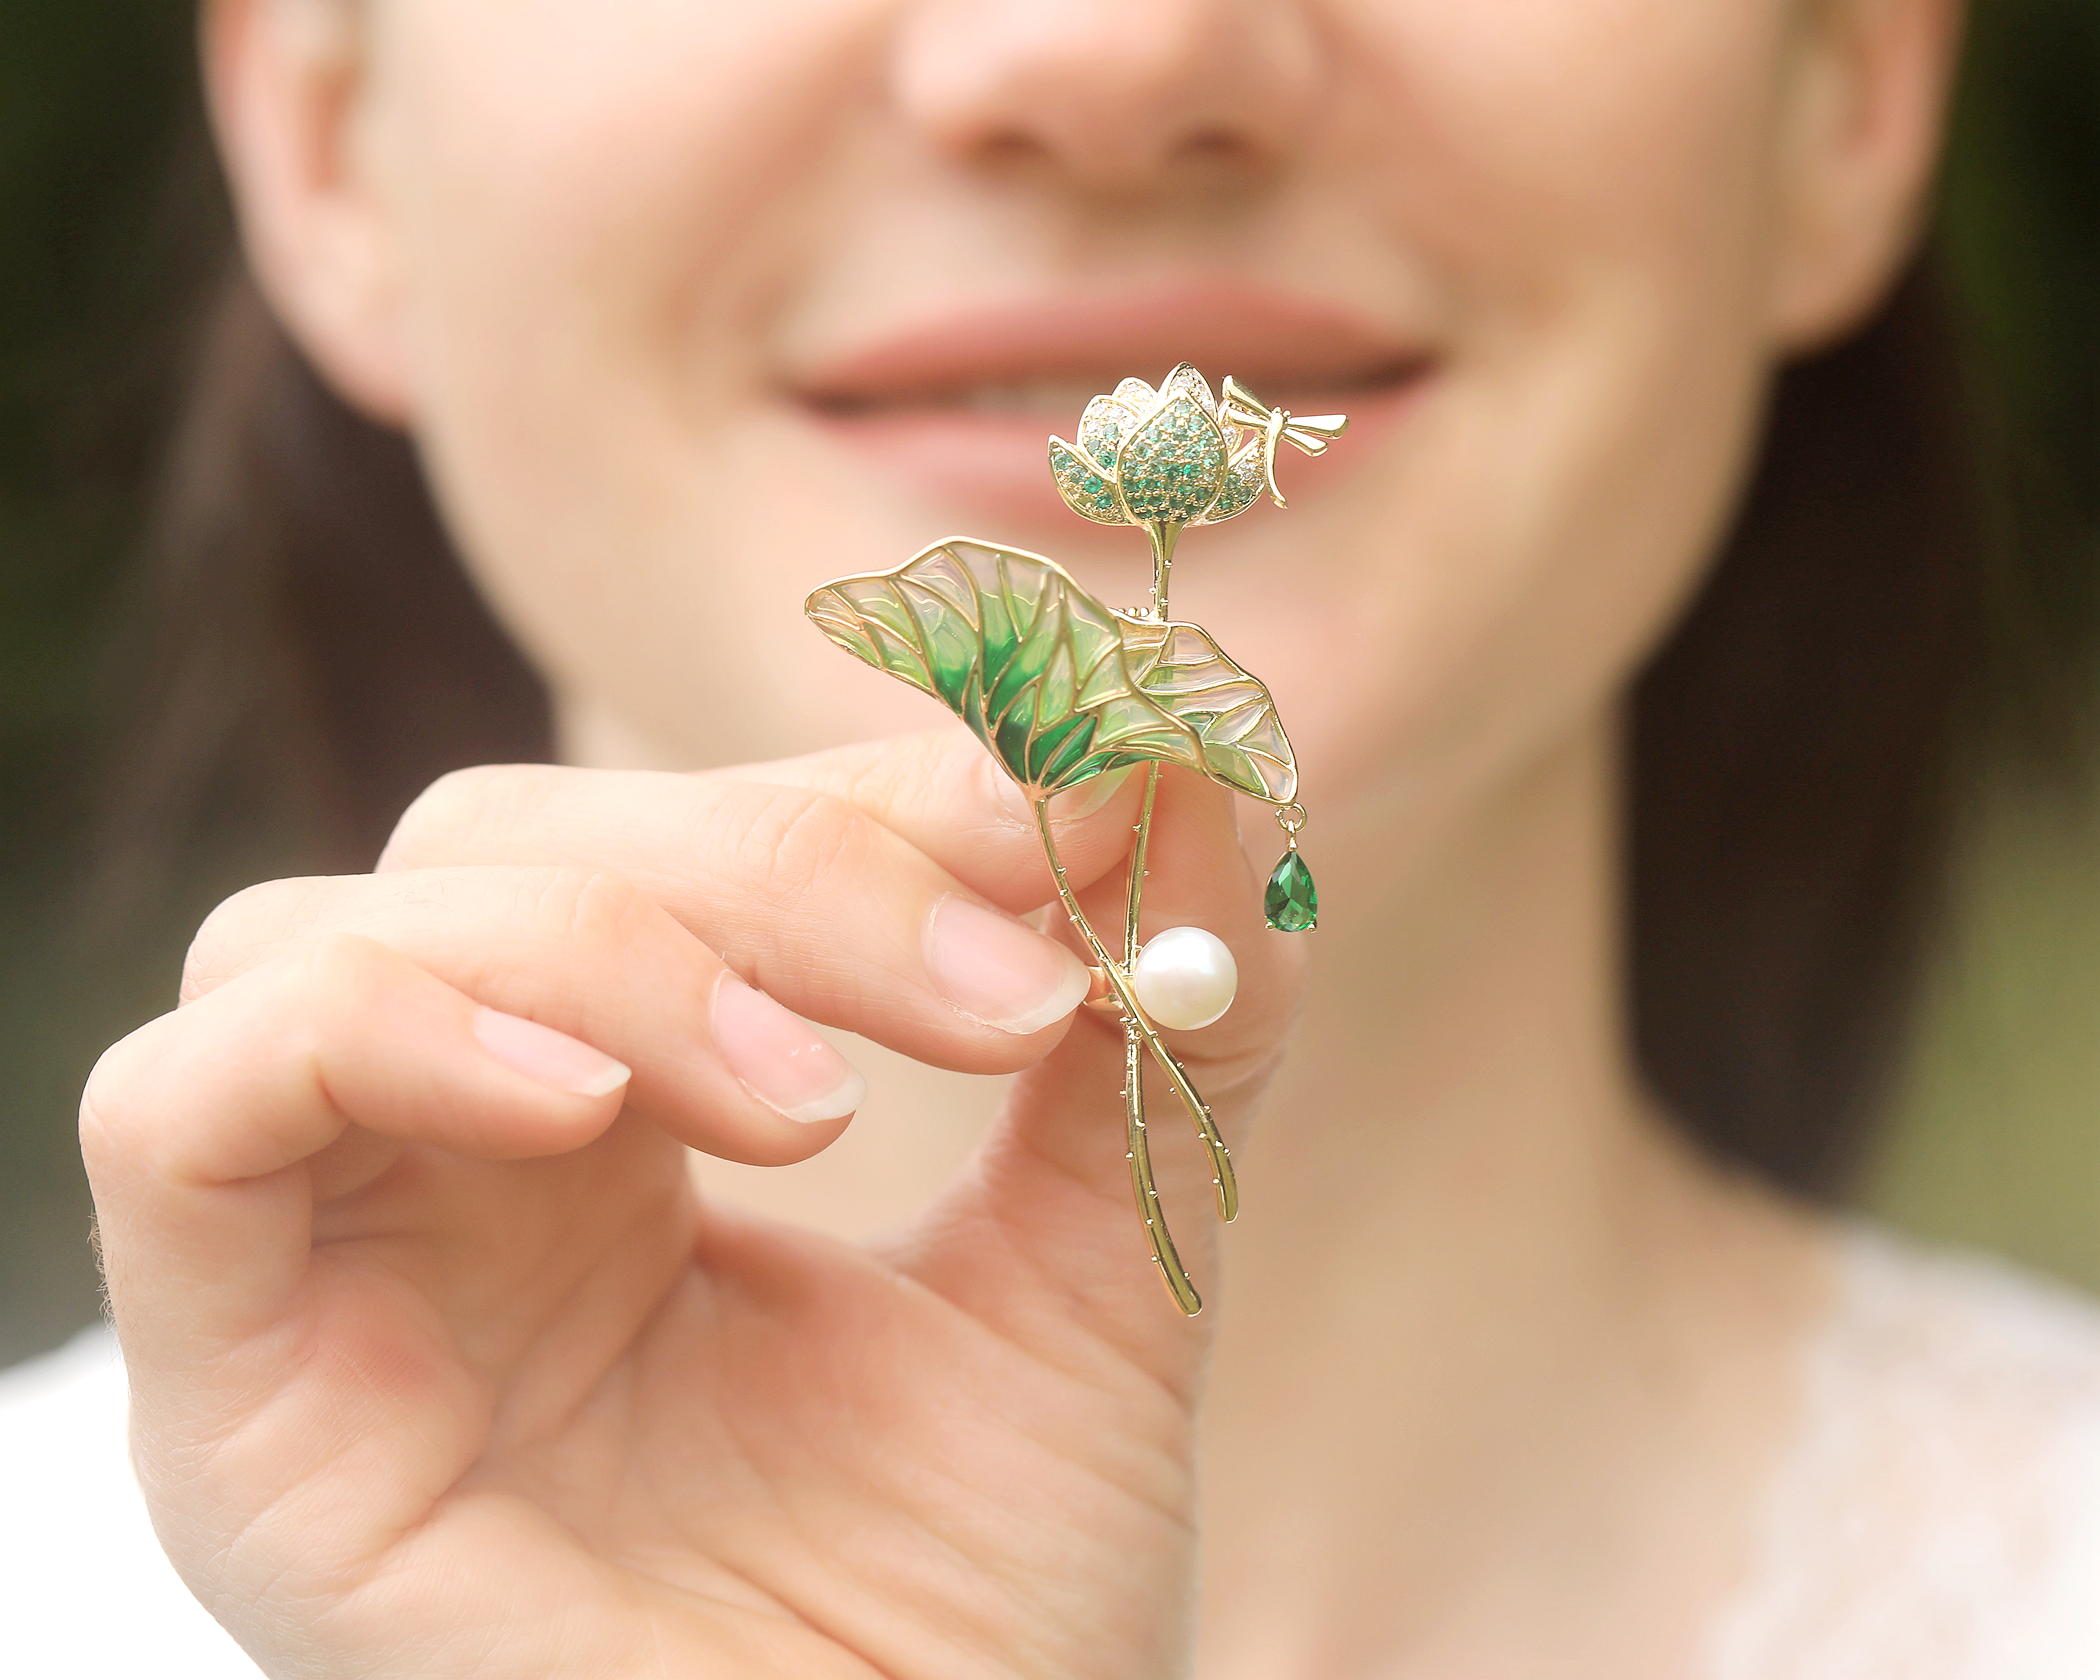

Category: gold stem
[1119, 765, 1177, 1304]
[1036, 798, 1242, 1307]
[1124, 765, 1159, 967]
[1124, 527, 1180, 1305]
[1129, 521, 1237, 1224]
[1125, 1027, 1195, 1314]
[1146, 521, 1179, 618]
[1036, 796, 1203, 1315]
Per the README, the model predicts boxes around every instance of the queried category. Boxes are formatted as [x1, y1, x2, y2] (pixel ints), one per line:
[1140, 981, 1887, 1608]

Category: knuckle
[533, 865, 657, 958]
[1191, 1038, 1291, 1103]
[86, 934, 397, 1186]
[78, 1018, 173, 1168]
[182, 877, 333, 1004]
[293, 929, 394, 1010]
[380, 763, 545, 870]
[731, 786, 873, 911]
[827, 744, 913, 815]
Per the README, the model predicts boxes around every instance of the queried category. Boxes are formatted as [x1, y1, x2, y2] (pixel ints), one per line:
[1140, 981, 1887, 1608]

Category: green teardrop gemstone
[1264, 848, 1318, 932]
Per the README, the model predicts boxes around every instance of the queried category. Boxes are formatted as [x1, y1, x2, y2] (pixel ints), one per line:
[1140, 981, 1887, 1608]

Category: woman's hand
[81, 728, 1303, 1680]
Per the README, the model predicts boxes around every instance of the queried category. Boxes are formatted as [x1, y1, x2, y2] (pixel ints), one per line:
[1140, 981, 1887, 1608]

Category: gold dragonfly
[1218, 375, 1351, 509]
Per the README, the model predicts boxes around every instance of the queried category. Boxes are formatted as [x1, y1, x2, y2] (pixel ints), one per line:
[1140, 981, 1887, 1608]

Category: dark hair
[109, 252, 1993, 1199]
[1629, 263, 1983, 1193]
[100, 272, 550, 888]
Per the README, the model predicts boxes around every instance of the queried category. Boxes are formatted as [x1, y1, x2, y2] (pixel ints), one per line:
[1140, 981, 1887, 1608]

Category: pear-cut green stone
[1264, 848, 1318, 932]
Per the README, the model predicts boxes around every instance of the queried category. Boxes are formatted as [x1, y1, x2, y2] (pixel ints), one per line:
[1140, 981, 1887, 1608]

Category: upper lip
[790, 280, 1433, 417]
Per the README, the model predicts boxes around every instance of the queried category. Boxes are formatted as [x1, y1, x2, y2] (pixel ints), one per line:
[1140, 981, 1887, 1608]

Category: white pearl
[1131, 926, 1238, 1031]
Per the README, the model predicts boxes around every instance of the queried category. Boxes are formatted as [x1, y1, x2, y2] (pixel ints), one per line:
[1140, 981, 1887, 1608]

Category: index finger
[378, 728, 1149, 917]
[363, 732, 1151, 1071]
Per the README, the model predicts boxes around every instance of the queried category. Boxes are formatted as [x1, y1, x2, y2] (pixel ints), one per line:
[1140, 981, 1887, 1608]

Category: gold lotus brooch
[807, 364, 1345, 1313]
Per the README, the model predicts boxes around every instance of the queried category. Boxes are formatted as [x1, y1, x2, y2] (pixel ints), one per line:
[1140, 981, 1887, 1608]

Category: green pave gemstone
[1117, 395, 1226, 522]
[1050, 438, 1126, 526]
[1263, 848, 1318, 932]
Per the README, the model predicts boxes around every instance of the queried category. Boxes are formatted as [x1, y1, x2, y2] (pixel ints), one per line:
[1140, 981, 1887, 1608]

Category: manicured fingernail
[472, 1007, 631, 1098]
[926, 895, 1091, 1036]
[710, 973, 865, 1124]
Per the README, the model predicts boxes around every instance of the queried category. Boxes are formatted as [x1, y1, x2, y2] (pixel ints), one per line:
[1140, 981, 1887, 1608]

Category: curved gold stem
[1119, 760, 1241, 1222]
[1120, 763, 1177, 1306]
[1034, 805, 1234, 1218]
[1123, 1024, 1196, 1315]
[1037, 797, 1201, 1313]
[1124, 764, 1158, 968]
[1126, 537, 1239, 1224]
[1034, 797, 1238, 1316]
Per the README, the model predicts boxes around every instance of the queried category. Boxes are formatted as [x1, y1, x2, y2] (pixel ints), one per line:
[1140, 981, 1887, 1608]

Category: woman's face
[251, 0, 1937, 839]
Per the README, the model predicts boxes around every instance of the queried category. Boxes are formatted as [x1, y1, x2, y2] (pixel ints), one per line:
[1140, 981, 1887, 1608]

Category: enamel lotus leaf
[804, 538, 1297, 803]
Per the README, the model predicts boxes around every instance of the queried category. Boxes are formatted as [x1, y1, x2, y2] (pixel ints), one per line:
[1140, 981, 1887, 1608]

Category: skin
[83, 0, 1956, 1674]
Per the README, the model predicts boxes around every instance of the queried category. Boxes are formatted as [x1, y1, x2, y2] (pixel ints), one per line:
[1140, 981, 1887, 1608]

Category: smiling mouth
[803, 361, 1423, 422]
[788, 283, 1436, 523]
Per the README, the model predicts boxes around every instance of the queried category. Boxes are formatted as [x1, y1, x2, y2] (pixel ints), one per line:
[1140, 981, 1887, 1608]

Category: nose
[892, 0, 1324, 195]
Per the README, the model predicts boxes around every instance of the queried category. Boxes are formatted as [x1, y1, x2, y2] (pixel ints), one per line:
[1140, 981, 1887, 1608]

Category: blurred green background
[1, 2, 2094, 1366]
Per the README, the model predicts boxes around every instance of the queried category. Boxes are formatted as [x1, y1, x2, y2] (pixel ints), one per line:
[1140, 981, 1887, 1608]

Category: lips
[789, 281, 1433, 525]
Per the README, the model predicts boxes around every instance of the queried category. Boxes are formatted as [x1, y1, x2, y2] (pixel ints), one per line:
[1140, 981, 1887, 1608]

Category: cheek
[371, 0, 938, 757]
[363, 0, 1806, 826]
[1241, 0, 1796, 811]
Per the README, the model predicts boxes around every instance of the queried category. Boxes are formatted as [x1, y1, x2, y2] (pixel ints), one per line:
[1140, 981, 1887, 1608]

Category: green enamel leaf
[806, 540, 1208, 795]
[1115, 394, 1228, 524]
[1118, 619, 1299, 803]
[1048, 438, 1127, 526]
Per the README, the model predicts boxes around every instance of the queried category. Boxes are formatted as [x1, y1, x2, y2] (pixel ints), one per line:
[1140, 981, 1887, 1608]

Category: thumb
[896, 765, 1307, 1388]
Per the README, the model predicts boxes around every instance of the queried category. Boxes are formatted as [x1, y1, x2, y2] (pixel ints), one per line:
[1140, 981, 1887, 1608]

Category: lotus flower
[1048, 363, 1347, 533]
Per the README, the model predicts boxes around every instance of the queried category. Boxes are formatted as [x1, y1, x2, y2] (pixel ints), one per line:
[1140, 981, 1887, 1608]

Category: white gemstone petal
[1161, 362, 1217, 412]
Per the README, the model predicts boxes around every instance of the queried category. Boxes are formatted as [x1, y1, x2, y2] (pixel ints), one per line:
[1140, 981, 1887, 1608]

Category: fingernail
[709, 973, 866, 1124]
[926, 895, 1091, 1036]
[472, 1007, 631, 1098]
[1056, 765, 1138, 821]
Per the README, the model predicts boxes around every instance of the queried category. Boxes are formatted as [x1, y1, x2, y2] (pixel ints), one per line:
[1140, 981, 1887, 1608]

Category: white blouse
[1703, 1228, 2100, 1677]
[7, 1226, 2100, 1678]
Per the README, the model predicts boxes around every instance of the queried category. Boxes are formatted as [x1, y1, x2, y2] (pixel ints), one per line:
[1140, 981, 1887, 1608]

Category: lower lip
[797, 372, 1430, 529]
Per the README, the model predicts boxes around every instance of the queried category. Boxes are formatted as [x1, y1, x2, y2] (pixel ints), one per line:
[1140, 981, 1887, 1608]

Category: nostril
[975, 128, 1046, 169]
[1181, 127, 1249, 161]
[1168, 126, 1270, 185]
[944, 114, 1267, 192]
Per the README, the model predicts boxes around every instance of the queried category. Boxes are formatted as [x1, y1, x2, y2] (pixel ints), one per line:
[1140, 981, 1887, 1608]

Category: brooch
[807, 364, 1344, 1312]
